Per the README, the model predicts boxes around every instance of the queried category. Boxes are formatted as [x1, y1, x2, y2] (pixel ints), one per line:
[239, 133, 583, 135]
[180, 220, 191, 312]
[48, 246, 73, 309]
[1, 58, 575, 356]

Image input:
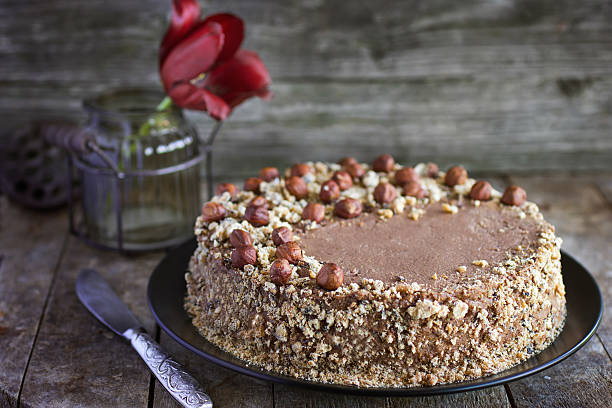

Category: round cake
[185, 156, 566, 387]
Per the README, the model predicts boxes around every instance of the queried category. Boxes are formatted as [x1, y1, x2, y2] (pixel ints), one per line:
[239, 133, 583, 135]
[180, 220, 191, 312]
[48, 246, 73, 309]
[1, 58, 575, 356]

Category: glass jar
[75, 89, 202, 251]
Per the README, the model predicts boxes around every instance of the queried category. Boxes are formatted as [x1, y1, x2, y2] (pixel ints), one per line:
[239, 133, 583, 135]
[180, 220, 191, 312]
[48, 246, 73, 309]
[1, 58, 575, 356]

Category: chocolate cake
[185, 156, 566, 387]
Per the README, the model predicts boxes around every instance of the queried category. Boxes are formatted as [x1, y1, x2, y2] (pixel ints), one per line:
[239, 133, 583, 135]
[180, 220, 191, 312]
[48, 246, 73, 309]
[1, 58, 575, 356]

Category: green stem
[156, 96, 173, 112]
[136, 96, 172, 139]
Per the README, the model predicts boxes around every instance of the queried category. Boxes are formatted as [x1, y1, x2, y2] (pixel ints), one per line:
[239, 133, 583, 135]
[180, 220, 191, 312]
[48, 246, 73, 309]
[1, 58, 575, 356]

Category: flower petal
[159, 0, 201, 65]
[203, 49, 272, 109]
[160, 21, 224, 89]
[202, 13, 244, 65]
[168, 82, 231, 120]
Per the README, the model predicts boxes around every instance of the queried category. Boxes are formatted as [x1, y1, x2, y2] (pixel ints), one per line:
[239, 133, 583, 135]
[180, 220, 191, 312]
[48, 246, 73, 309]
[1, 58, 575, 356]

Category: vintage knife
[76, 268, 212, 408]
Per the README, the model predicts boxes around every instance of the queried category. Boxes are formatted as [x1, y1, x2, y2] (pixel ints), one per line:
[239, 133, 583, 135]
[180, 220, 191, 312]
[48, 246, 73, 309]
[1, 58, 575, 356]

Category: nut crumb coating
[186, 220, 565, 387]
[186, 160, 566, 387]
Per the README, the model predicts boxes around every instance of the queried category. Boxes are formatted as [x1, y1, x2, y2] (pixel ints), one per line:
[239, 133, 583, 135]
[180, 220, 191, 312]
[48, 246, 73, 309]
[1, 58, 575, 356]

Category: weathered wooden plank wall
[1, 0, 611, 181]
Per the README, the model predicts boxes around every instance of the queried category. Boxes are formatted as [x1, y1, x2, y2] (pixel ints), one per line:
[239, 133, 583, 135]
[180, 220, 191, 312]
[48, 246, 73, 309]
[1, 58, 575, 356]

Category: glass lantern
[68, 88, 205, 252]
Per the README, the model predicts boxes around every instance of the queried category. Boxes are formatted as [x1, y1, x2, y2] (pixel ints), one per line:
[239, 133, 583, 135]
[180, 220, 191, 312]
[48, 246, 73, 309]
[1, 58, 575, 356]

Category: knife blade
[76, 268, 142, 336]
[76, 269, 212, 408]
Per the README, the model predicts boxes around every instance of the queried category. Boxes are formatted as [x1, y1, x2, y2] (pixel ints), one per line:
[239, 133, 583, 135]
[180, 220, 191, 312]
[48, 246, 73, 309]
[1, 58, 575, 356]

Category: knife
[76, 268, 212, 408]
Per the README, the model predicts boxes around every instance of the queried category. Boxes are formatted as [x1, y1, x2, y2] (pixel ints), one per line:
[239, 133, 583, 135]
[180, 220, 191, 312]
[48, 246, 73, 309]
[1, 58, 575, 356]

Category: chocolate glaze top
[298, 201, 541, 290]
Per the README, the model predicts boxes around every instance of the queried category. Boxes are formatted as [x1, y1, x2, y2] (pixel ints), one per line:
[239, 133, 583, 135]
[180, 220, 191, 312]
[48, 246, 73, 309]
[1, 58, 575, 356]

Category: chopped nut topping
[377, 208, 394, 219]
[409, 207, 425, 220]
[442, 203, 459, 214]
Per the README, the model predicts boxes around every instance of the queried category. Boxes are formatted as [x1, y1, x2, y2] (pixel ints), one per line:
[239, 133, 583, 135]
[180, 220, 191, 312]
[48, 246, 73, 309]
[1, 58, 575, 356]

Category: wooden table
[1, 174, 611, 408]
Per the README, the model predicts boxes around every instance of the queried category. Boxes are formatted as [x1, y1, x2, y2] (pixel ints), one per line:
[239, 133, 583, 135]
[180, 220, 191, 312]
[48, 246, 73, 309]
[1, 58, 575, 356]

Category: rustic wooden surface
[2, 0, 612, 178]
[0, 200, 67, 407]
[0, 173, 610, 408]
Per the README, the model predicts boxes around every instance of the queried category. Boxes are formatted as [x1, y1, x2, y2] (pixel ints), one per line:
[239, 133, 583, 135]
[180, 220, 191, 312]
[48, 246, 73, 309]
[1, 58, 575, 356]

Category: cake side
[185, 222, 564, 386]
[185, 159, 566, 387]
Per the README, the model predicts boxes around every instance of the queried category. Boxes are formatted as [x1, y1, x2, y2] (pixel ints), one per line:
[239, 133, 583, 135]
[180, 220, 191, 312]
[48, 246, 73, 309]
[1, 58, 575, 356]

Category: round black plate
[147, 238, 602, 396]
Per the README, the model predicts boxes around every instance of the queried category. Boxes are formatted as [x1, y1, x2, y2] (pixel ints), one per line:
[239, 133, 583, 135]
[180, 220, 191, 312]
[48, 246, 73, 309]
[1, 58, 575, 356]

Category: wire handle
[41, 122, 95, 155]
[42, 122, 122, 176]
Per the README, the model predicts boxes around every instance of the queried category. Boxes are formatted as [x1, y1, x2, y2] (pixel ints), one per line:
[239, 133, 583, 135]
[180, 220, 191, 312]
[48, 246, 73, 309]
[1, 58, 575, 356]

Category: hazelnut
[303, 202, 325, 223]
[332, 171, 353, 191]
[403, 181, 426, 198]
[216, 183, 239, 199]
[231, 245, 257, 269]
[290, 163, 313, 177]
[444, 166, 468, 186]
[319, 180, 340, 203]
[270, 259, 292, 285]
[345, 162, 365, 178]
[501, 185, 527, 206]
[229, 229, 252, 248]
[285, 176, 308, 199]
[316, 263, 344, 290]
[427, 162, 439, 178]
[470, 181, 492, 201]
[275, 241, 303, 264]
[272, 226, 292, 246]
[249, 195, 269, 208]
[339, 157, 358, 167]
[374, 182, 397, 204]
[244, 177, 262, 193]
[259, 167, 279, 182]
[372, 154, 395, 172]
[244, 204, 269, 226]
[394, 167, 419, 186]
[334, 198, 362, 219]
[201, 202, 227, 222]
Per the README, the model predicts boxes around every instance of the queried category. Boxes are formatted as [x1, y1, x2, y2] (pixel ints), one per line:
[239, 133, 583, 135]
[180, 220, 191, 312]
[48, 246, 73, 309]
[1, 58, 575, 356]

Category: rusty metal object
[0, 122, 83, 209]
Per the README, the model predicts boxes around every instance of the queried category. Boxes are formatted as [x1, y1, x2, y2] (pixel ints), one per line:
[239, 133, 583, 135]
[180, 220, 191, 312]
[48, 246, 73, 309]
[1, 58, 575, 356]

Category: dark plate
[147, 238, 602, 396]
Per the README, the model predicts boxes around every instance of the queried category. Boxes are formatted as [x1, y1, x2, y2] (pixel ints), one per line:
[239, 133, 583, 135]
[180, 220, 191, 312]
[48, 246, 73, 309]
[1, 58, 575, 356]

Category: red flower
[160, 0, 271, 120]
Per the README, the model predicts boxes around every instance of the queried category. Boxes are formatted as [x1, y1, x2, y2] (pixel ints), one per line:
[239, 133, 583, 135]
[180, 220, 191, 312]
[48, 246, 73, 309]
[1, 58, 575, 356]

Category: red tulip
[159, 0, 271, 120]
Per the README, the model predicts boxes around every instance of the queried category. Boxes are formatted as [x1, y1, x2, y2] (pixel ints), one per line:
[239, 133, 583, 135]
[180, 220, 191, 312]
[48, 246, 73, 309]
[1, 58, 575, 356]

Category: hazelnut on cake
[185, 156, 565, 387]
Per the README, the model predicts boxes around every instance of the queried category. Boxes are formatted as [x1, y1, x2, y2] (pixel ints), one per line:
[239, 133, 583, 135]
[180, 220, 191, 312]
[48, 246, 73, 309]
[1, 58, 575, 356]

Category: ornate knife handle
[125, 328, 213, 408]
